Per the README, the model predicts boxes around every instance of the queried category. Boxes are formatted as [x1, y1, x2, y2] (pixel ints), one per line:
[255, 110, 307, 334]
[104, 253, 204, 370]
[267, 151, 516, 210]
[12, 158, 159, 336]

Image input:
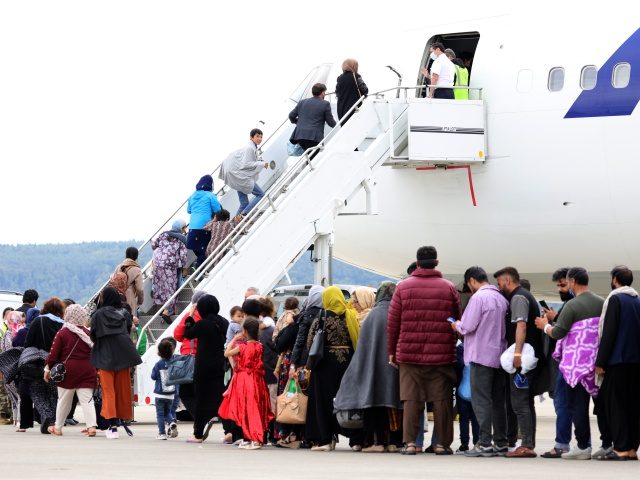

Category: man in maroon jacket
[388, 246, 461, 454]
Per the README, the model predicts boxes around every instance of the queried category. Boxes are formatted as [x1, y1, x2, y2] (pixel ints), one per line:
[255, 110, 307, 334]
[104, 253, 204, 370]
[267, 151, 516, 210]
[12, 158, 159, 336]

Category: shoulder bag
[166, 340, 195, 385]
[305, 311, 325, 370]
[276, 379, 308, 425]
[50, 335, 80, 385]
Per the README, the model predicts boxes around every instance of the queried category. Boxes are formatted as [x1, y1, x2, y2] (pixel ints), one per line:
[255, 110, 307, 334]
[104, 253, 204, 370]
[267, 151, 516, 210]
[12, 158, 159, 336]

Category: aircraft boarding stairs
[131, 96, 413, 405]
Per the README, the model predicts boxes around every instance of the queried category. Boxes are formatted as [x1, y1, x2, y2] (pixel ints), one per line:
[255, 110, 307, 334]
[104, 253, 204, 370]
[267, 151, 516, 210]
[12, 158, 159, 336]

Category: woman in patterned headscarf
[351, 287, 376, 324]
[45, 305, 97, 436]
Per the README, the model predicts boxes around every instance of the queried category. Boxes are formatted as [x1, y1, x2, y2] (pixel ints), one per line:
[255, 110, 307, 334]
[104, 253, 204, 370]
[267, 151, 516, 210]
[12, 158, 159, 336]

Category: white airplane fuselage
[327, 11, 640, 292]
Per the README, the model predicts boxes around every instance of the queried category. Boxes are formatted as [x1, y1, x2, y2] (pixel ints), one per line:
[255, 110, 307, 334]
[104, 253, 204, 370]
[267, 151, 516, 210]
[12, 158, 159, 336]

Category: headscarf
[171, 219, 187, 232]
[375, 281, 396, 303]
[191, 290, 207, 305]
[352, 287, 376, 323]
[108, 272, 128, 297]
[341, 58, 359, 74]
[63, 304, 93, 347]
[196, 175, 213, 192]
[322, 286, 359, 350]
[26, 308, 41, 328]
[100, 287, 123, 309]
[306, 286, 325, 311]
[41, 313, 64, 325]
[197, 294, 220, 317]
[8, 311, 22, 334]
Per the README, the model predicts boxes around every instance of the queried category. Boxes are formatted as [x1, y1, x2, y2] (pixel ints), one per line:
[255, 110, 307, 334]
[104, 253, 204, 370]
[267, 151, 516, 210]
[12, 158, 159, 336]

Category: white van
[0, 290, 23, 314]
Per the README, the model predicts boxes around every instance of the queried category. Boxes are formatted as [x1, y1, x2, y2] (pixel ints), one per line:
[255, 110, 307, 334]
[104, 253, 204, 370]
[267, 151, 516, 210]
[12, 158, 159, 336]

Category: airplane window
[548, 67, 565, 92]
[580, 65, 597, 90]
[612, 62, 631, 88]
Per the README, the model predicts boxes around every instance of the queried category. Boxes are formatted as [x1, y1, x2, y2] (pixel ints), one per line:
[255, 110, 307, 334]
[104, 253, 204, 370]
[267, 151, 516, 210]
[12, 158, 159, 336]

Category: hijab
[26, 308, 41, 328]
[108, 272, 128, 297]
[375, 281, 396, 303]
[197, 294, 220, 317]
[196, 175, 213, 192]
[322, 286, 359, 350]
[166, 219, 188, 244]
[191, 290, 207, 305]
[341, 58, 359, 74]
[353, 287, 376, 323]
[100, 287, 123, 309]
[306, 286, 325, 311]
[63, 304, 93, 347]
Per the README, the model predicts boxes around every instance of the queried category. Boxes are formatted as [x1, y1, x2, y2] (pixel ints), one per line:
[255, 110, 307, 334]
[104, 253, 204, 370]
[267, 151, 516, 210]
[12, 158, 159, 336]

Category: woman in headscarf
[351, 287, 376, 324]
[182, 294, 229, 443]
[20, 298, 66, 433]
[45, 305, 97, 436]
[90, 287, 142, 439]
[289, 286, 325, 377]
[335, 58, 369, 124]
[334, 282, 402, 452]
[12, 308, 40, 348]
[204, 209, 238, 263]
[305, 286, 359, 451]
[186, 175, 222, 268]
[151, 218, 188, 315]
[1, 311, 22, 427]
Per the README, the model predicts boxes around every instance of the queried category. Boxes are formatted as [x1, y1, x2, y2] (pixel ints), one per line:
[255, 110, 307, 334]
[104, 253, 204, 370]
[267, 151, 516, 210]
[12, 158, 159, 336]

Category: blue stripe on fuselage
[565, 27, 640, 118]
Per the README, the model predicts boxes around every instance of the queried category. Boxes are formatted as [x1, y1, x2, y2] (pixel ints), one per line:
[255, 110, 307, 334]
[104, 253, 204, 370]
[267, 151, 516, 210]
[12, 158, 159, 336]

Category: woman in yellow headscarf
[305, 286, 359, 451]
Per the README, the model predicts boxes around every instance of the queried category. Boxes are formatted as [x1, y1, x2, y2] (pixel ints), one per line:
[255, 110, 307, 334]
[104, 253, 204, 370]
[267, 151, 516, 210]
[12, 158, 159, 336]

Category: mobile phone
[446, 317, 456, 323]
[539, 300, 550, 310]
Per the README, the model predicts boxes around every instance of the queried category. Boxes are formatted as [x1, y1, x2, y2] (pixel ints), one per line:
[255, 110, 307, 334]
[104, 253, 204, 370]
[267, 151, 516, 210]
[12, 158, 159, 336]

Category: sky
[0, 0, 503, 245]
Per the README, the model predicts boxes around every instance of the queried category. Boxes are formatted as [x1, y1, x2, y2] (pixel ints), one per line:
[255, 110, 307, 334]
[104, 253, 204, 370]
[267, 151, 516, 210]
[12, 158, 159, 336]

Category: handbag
[458, 363, 472, 401]
[305, 313, 325, 370]
[276, 379, 308, 425]
[50, 337, 80, 385]
[336, 408, 364, 429]
[166, 341, 195, 385]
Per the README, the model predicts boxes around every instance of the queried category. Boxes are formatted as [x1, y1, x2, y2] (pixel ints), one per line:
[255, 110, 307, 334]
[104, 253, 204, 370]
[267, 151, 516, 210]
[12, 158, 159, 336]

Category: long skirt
[22, 378, 57, 428]
[600, 363, 640, 452]
[152, 266, 180, 312]
[5, 381, 20, 422]
[186, 229, 211, 268]
[193, 371, 224, 439]
[305, 348, 353, 445]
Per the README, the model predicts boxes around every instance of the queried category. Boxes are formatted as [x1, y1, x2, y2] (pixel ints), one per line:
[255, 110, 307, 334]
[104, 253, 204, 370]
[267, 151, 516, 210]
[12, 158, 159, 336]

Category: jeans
[470, 363, 507, 448]
[170, 385, 180, 422]
[155, 398, 174, 434]
[553, 372, 572, 451]
[509, 372, 537, 449]
[237, 184, 265, 216]
[566, 383, 591, 450]
[457, 396, 479, 446]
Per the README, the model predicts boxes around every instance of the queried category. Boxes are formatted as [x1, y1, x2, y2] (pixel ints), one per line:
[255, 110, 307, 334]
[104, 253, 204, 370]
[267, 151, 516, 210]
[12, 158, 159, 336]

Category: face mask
[559, 291, 574, 302]
[430, 52, 438, 61]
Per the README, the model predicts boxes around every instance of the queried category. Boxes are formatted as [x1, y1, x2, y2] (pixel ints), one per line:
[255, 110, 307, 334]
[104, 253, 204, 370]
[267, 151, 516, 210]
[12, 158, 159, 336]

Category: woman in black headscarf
[90, 287, 141, 439]
[183, 294, 229, 442]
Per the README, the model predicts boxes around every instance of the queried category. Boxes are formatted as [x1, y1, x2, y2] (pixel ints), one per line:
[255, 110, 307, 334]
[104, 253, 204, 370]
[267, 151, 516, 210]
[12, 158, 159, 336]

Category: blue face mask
[430, 52, 438, 61]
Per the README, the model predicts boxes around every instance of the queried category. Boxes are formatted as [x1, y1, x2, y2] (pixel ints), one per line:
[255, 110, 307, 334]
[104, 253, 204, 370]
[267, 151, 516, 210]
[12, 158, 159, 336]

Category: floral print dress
[151, 232, 187, 312]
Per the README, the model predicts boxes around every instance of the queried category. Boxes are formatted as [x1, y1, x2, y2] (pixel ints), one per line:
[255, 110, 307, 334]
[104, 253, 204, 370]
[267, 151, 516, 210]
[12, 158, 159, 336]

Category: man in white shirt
[421, 42, 455, 99]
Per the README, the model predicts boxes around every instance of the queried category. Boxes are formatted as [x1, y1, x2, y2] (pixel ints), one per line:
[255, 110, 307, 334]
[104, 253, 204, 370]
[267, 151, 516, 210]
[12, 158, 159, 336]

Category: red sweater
[387, 268, 461, 365]
[46, 327, 97, 389]
[173, 309, 202, 355]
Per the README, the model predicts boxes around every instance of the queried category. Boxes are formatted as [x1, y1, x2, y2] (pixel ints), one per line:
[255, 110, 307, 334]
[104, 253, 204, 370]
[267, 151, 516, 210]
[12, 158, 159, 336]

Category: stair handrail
[136, 92, 381, 347]
[86, 116, 291, 307]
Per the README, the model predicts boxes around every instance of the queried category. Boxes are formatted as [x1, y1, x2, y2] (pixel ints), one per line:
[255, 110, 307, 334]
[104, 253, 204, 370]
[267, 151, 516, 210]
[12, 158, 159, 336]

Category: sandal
[276, 435, 301, 449]
[47, 426, 63, 436]
[434, 445, 453, 455]
[541, 448, 566, 458]
[600, 451, 631, 461]
[402, 444, 417, 455]
[83, 427, 97, 437]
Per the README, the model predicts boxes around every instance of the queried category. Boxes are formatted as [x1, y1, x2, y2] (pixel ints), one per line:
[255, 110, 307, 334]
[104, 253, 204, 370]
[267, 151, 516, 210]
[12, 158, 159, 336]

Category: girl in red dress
[218, 316, 274, 449]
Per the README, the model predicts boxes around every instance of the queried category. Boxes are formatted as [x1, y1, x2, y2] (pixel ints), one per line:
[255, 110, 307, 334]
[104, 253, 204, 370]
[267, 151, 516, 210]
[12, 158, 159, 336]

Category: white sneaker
[105, 427, 119, 439]
[592, 446, 613, 459]
[562, 446, 592, 460]
[167, 422, 178, 438]
[156, 434, 168, 440]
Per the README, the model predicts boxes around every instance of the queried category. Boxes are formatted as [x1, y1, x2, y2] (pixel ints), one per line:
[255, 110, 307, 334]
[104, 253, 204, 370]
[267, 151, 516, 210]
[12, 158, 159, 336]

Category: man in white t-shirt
[420, 42, 455, 99]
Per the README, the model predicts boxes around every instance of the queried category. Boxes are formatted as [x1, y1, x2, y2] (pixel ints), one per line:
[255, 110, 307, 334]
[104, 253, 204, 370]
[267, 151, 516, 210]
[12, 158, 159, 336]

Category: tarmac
[1, 398, 638, 480]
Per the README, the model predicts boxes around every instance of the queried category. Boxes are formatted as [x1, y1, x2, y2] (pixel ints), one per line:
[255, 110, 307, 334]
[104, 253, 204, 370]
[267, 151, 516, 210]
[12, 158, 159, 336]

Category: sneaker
[592, 446, 613, 459]
[240, 441, 263, 450]
[493, 445, 509, 456]
[465, 445, 497, 457]
[64, 418, 79, 426]
[168, 422, 178, 438]
[156, 434, 168, 440]
[562, 446, 592, 460]
[362, 445, 385, 453]
[386, 445, 399, 453]
[351, 445, 363, 452]
[105, 427, 119, 440]
[456, 445, 470, 455]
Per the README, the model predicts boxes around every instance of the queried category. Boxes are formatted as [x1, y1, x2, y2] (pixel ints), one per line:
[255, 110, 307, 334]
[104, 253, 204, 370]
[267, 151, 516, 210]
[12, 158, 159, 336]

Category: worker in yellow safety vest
[453, 61, 469, 100]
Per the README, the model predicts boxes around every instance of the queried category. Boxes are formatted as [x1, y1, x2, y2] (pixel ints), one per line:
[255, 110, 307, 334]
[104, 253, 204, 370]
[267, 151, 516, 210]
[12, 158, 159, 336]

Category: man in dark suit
[288, 83, 336, 155]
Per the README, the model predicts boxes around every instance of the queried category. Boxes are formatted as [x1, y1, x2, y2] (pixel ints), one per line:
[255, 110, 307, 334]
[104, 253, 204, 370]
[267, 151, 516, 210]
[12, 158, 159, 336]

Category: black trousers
[433, 88, 454, 99]
[601, 363, 640, 451]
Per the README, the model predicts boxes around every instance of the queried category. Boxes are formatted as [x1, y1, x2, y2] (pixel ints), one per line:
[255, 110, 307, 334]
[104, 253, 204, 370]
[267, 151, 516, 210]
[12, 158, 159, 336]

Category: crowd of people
[3, 244, 638, 463]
